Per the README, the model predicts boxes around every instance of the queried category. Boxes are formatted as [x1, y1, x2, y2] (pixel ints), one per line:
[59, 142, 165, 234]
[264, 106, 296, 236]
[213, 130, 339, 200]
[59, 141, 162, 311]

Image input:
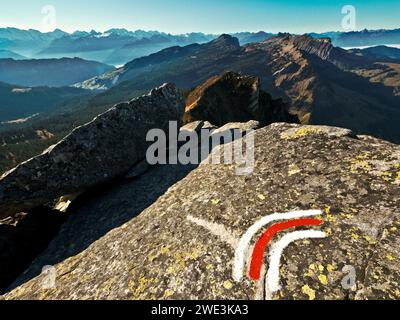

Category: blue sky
[0, 0, 399, 34]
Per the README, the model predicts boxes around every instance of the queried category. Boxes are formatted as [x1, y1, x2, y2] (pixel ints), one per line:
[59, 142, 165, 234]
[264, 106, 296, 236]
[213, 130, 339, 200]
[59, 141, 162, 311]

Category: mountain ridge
[2, 27, 399, 65]
[73, 33, 400, 144]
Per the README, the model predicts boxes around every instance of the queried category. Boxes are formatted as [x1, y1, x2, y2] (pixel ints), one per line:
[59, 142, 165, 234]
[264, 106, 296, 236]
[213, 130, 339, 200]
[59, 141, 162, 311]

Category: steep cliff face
[288, 35, 366, 68]
[290, 36, 334, 61]
[3, 123, 399, 300]
[183, 72, 298, 126]
[245, 35, 400, 141]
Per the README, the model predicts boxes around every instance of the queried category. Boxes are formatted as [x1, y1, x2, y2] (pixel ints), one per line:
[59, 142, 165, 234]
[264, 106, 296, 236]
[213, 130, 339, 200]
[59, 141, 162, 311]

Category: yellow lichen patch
[148, 245, 172, 262]
[364, 235, 377, 245]
[9, 286, 26, 299]
[288, 164, 301, 176]
[302, 285, 316, 300]
[386, 255, 395, 261]
[38, 288, 56, 300]
[325, 206, 336, 223]
[167, 246, 203, 276]
[188, 248, 201, 260]
[79, 274, 91, 284]
[325, 206, 331, 214]
[380, 171, 393, 182]
[282, 127, 323, 140]
[327, 264, 336, 273]
[257, 194, 266, 201]
[223, 280, 233, 290]
[305, 263, 320, 277]
[341, 213, 354, 219]
[211, 199, 221, 205]
[351, 233, 360, 240]
[129, 274, 159, 299]
[166, 266, 175, 274]
[160, 245, 171, 255]
[164, 289, 174, 298]
[350, 159, 370, 174]
[318, 274, 328, 285]
[350, 153, 400, 184]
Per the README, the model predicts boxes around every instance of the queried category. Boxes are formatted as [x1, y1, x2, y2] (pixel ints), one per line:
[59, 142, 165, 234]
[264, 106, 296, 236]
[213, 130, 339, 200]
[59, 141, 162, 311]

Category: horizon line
[1, 25, 400, 36]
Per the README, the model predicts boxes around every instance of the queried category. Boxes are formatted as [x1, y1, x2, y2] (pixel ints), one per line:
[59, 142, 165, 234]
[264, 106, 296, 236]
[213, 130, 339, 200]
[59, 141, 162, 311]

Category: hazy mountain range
[311, 28, 400, 48]
[1, 27, 399, 66]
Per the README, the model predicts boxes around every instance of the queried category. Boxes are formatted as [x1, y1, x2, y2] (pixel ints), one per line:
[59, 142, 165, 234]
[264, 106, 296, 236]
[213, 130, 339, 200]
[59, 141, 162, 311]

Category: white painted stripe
[266, 230, 327, 295]
[233, 210, 323, 282]
[187, 215, 239, 248]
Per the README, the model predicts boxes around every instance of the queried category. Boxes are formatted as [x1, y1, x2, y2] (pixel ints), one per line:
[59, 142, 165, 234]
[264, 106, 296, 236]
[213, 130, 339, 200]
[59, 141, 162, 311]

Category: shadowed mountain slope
[77, 34, 400, 142]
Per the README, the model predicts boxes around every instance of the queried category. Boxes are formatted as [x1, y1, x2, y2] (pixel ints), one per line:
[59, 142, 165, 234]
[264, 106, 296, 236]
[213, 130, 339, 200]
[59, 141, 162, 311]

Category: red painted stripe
[249, 218, 324, 281]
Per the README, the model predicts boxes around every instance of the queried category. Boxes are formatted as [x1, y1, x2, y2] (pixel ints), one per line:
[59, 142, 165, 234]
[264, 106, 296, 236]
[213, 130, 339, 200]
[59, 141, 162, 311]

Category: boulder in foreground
[4, 123, 400, 300]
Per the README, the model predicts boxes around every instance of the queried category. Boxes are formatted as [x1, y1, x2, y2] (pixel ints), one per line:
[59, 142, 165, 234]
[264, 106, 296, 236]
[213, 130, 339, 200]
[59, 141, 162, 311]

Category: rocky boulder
[0, 83, 184, 219]
[3, 123, 399, 300]
[183, 71, 298, 127]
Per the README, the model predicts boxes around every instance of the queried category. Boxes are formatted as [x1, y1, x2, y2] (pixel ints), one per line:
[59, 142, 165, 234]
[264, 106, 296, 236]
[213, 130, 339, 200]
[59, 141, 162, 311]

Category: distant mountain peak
[210, 34, 240, 49]
[263, 33, 336, 61]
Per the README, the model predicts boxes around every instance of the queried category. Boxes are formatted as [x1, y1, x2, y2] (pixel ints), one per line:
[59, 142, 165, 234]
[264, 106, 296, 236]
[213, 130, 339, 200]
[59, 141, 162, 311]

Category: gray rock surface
[0, 83, 184, 219]
[3, 123, 399, 300]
